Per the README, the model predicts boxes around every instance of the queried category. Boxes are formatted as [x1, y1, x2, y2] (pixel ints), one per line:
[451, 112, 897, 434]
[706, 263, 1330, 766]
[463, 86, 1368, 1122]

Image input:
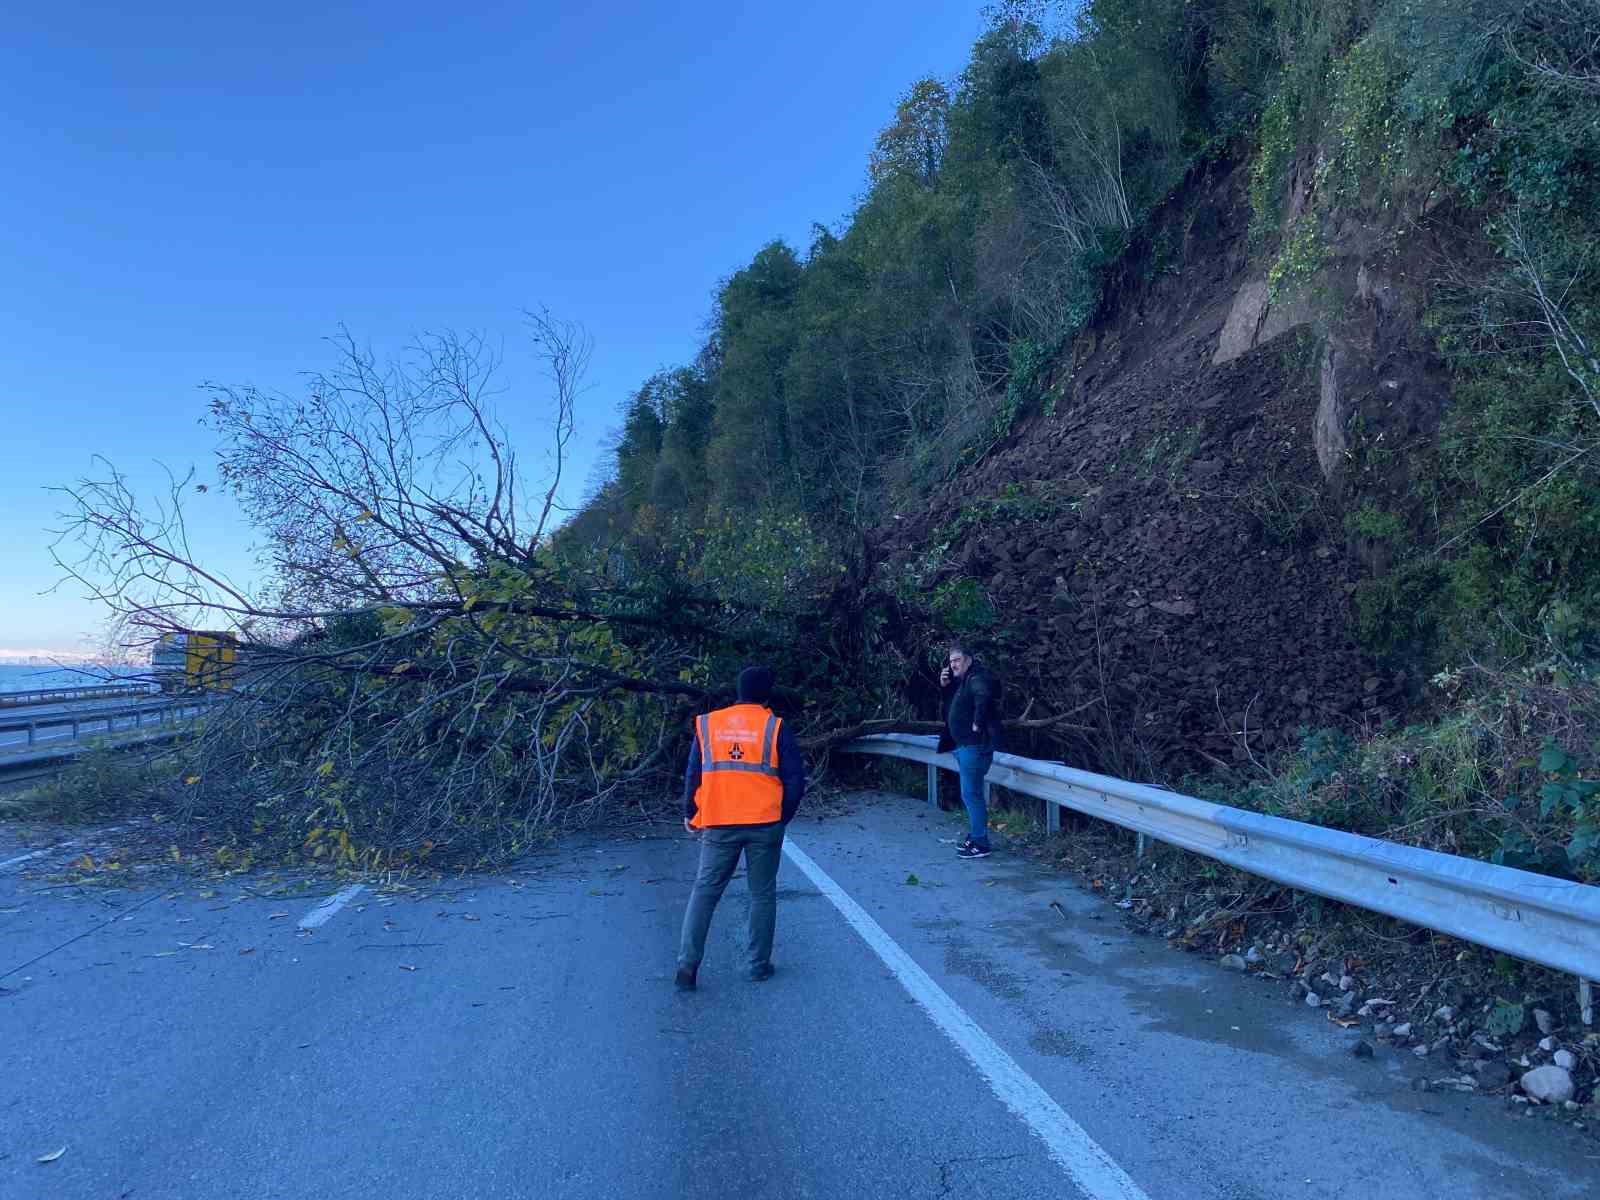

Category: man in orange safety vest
[675, 666, 806, 991]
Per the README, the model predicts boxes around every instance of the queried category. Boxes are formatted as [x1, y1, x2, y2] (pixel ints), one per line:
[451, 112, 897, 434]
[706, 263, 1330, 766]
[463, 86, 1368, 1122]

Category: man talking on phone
[936, 642, 1004, 859]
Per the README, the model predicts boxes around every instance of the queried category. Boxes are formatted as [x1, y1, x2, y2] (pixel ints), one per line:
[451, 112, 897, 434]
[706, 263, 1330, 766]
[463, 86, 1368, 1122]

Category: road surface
[2, 793, 1595, 1199]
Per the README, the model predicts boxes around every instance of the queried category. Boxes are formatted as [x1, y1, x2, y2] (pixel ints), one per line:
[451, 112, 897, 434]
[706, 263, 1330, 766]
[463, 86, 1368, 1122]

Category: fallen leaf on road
[462, 913, 480, 922]
[398, 963, 417, 972]
[1049, 900, 1069, 920]
[197, 889, 218, 899]
[982, 880, 998, 887]
[268, 912, 289, 920]
[238, 947, 256, 956]
[71, 854, 95, 871]
[36, 1147, 66, 1164]
[151, 951, 179, 957]
[1327, 1013, 1360, 1028]
[180, 943, 215, 951]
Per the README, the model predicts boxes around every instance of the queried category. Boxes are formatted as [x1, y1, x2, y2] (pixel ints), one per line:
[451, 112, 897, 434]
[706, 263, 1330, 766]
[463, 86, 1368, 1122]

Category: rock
[1521, 1065, 1575, 1105]
[1352, 1040, 1374, 1059]
[1553, 1049, 1576, 1070]
[1151, 599, 1197, 617]
[1244, 946, 1263, 965]
[1339, 974, 1356, 993]
[1335, 992, 1358, 1018]
[1414, 1044, 1431, 1058]
[1305, 991, 1323, 1008]
[1220, 954, 1248, 972]
[1533, 1008, 1555, 1036]
[1392, 1022, 1412, 1040]
[1476, 1061, 1514, 1089]
[1271, 952, 1298, 976]
[1432, 1005, 1455, 1024]
[1540, 1036, 1557, 1053]
[1374, 1021, 1395, 1039]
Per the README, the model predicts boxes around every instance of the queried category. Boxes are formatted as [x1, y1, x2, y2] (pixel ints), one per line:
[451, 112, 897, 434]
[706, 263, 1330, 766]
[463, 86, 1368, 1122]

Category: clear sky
[1, 0, 988, 657]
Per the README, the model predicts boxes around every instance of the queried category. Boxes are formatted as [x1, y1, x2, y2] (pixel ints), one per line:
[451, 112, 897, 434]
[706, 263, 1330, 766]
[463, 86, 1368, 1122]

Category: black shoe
[675, 965, 698, 991]
[748, 962, 775, 982]
[956, 842, 991, 859]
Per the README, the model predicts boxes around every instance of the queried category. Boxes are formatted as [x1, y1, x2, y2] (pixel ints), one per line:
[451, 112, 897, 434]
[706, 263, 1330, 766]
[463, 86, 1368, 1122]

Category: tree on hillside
[869, 79, 952, 187]
[705, 242, 805, 507]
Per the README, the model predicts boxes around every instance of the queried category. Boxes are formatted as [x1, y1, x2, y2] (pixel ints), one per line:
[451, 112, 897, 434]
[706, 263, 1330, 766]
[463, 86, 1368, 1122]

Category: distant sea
[0, 663, 148, 693]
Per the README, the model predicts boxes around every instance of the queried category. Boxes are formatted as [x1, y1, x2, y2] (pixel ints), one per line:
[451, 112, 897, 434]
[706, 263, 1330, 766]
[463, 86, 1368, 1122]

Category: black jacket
[938, 662, 1004, 754]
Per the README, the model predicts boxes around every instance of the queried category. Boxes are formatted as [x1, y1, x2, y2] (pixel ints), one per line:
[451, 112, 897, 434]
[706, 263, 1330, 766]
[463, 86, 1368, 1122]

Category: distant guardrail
[842, 733, 1598, 1025]
[0, 682, 157, 709]
[0, 698, 213, 756]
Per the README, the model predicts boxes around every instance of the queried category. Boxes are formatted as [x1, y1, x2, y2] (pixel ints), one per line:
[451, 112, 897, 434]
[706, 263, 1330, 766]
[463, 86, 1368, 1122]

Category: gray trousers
[677, 823, 786, 971]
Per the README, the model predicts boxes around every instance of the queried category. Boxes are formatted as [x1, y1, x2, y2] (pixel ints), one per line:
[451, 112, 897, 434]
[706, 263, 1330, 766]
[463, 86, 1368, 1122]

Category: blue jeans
[953, 745, 994, 848]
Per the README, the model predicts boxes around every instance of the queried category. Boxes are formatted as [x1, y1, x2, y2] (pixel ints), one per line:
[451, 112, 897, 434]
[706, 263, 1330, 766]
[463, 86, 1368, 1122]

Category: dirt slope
[884, 155, 1409, 775]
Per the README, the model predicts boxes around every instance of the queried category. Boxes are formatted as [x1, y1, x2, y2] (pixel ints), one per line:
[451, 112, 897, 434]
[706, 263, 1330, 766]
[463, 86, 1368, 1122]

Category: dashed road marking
[297, 884, 365, 930]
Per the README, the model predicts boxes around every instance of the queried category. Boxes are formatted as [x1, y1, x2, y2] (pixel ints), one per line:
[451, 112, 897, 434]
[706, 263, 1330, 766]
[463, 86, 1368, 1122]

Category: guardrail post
[1046, 799, 1060, 835]
[71, 717, 80, 741]
[1582, 978, 1594, 1027]
[1136, 832, 1148, 859]
[27, 721, 36, 747]
[926, 763, 938, 810]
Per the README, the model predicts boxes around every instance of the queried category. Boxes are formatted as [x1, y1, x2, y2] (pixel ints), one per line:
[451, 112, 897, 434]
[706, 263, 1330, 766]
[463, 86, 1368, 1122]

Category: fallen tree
[49, 316, 837, 864]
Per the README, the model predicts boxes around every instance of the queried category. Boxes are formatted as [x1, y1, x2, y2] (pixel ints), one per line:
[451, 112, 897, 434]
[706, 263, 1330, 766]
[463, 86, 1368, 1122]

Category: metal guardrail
[0, 699, 212, 754]
[0, 729, 192, 781]
[843, 733, 1598, 1023]
[0, 682, 157, 709]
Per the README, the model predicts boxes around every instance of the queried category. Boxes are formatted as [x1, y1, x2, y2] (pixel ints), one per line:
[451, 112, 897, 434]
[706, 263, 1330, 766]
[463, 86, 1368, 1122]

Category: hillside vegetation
[566, 0, 1600, 880]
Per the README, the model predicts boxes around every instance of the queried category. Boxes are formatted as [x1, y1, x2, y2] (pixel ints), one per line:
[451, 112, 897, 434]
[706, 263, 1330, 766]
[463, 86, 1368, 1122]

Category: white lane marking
[0, 826, 123, 873]
[0, 847, 55, 871]
[297, 884, 366, 929]
[0, 838, 85, 872]
[783, 837, 1152, 1200]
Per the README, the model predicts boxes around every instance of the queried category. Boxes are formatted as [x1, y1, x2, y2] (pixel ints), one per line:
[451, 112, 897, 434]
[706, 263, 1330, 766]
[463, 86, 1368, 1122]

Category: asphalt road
[2, 794, 1596, 1199]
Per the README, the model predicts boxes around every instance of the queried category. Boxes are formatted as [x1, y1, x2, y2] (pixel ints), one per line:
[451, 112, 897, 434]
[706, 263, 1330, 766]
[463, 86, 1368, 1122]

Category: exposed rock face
[1315, 262, 1448, 495]
[1213, 279, 1316, 367]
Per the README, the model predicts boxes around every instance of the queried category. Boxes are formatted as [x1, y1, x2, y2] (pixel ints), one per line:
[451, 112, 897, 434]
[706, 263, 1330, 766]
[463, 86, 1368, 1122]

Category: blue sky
[1, 1, 988, 656]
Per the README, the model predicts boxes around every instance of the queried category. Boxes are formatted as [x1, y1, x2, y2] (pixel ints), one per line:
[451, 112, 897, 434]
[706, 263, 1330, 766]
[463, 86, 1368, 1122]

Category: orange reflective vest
[690, 703, 784, 828]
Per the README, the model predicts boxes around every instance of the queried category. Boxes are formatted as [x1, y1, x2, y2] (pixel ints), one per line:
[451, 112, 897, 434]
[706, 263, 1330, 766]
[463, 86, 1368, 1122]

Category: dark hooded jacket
[937, 662, 1004, 754]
